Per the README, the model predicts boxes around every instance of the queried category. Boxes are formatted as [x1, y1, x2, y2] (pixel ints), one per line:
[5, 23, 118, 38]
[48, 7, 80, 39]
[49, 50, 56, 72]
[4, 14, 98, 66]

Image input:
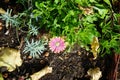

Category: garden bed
[0, 0, 120, 80]
[0, 27, 119, 80]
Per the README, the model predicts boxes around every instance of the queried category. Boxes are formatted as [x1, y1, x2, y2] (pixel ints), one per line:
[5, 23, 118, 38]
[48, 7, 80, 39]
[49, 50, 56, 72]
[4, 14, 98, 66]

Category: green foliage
[75, 0, 91, 6]
[34, 1, 77, 27]
[28, 25, 39, 36]
[16, 0, 28, 8]
[33, 0, 120, 55]
[33, 0, 96, 50]
[27, 18, 39, 36]
[16, 0, 36, 10]
[1, 0, 119, 56]
[23, 39, 47, 58]
[0, 8, 40, 43]
[17, 11, 40, 37]
[0, 9, 21, 28]
[95, 1, 120, 54]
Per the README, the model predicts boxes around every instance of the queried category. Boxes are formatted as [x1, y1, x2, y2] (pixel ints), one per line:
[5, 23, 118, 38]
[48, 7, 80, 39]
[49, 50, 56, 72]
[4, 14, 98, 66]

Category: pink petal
[49, 37, 66, 53]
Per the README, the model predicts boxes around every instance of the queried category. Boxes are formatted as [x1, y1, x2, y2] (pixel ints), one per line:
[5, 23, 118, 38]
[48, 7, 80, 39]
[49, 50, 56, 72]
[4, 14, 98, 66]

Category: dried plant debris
[78, 5, 94, 15]
[0, 73, 4, 80]
[0, 8, 6, 14]
[31, 66, 52, 80]
[0, 22, 3, 31]
[87, 67, 102, 80]
[91, 37, 99, 59]
[0, 47, 22, 72]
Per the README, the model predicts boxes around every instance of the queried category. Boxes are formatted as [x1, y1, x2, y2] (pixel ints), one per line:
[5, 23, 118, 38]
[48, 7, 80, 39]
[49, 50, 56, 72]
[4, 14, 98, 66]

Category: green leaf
[75, 0, 81, 4]
[99, 9, 108, 18]
[84, 15, 97, 23]
[75, 0, 90, 6]
[116, 13, 120, 17]
[103, 0, 111, 6]
[110, 39, 117, 47]
[90, 0, 96, 3]
[94, 6, 108, 18]
[35, 2, 40, 9]
[55, 0, 59, 4]
[69, 10, 74, 16]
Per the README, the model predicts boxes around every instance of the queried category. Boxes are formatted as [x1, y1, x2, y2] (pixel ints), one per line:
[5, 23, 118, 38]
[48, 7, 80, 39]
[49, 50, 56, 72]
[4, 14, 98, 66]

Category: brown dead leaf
[0, 73, 4, 80]
[59, 56, 64, 60]
[91, 37, 99, 59]
[0, 8, 6, 14]
[31, 66, 52, 80]
[0, 47, 22, 72]
[87, 67, 102, 80]
[44, 52, 49, 57]
[0, 22, 3, 30]
[78, 5, 94, 15]
[4, 0, 10, 3]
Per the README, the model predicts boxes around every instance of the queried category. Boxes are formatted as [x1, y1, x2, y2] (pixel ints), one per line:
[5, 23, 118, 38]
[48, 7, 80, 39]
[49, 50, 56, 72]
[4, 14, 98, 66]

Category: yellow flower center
[56, 42, 60, 46]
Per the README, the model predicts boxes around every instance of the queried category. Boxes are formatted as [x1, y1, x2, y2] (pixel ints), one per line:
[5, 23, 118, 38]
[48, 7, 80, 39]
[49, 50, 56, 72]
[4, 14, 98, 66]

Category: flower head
[49, 37, 66, 53]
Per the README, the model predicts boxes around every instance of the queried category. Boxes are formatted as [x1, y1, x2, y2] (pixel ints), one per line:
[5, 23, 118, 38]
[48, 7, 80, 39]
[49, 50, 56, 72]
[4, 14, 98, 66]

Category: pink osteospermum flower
[49, 37, 66, 53]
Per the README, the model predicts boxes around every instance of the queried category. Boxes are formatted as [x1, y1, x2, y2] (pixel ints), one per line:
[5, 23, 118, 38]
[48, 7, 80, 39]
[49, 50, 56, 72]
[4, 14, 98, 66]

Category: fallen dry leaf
[78, 5, 94, 15]
[0, 22, 3, 30]
[44, 52, 49, 57]
[0, 73, 4, 80]
[91, 37, 99, 59]
[0, 47, 22, 72]
[87, 67, 102, 80]
[4, 0, 10, 3]
[0, 8, 6, 14]
[31, 66, 52, 80]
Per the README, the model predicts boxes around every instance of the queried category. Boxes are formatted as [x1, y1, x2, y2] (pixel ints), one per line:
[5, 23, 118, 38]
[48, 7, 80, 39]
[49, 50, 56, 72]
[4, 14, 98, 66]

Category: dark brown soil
[41, 49, 104, 80]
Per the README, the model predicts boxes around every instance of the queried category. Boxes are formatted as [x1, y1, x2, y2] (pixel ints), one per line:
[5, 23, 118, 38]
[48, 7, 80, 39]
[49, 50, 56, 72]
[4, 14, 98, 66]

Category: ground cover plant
[0, 0, 120, 80]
